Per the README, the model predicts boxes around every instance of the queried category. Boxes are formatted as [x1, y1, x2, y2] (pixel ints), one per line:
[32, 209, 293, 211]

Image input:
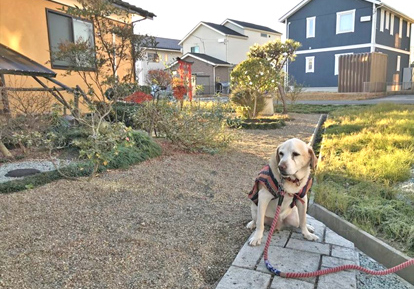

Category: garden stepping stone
[5, 168, 41, 178]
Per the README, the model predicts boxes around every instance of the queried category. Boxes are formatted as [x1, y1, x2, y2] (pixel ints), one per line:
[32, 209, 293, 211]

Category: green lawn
[315, 103, 414, 256]
[274, 103, 363, 114]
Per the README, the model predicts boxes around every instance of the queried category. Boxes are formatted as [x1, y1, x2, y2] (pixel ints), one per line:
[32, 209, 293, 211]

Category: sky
[128, 0, 414, 40]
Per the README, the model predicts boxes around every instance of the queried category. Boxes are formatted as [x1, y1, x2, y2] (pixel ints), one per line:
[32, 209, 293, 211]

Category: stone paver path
[216, 215, 359, 289]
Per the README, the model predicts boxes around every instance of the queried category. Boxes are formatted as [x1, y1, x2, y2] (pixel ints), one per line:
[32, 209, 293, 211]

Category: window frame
[306, 16, 316, 38]
[390, 14, 394, 35]
[396, 55, 401, 72]
[46, 9, 96, 70]
[191, 46, 200, 53]
[334, 53, 353, 76]
[147, 52, 159, 63]
[336, 9, 356, 34]
[385, 11, 390, 30]
[305, 56, 315, 73]
[399, 18, 403, 38]
[380, 9, 384, 32]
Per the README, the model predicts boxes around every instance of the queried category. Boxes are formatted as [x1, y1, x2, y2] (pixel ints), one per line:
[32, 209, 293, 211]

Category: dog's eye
[279, 152, 284, 157]
[292, 152, 300, 157]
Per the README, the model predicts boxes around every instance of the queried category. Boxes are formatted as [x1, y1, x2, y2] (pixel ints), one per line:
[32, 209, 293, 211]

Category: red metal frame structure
[177, 58, 193, 101]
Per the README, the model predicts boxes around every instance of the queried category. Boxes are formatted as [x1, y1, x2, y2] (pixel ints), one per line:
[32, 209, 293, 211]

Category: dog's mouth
[279, 169, 298, 178]
[280, 172, 290, 177]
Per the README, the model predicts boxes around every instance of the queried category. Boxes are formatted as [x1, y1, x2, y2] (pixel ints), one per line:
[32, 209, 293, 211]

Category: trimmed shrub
[133, 100, 234, 153]
[0, 130, 162, 194]
[230, 87, 265, 118]
[107, 130, 162, 169]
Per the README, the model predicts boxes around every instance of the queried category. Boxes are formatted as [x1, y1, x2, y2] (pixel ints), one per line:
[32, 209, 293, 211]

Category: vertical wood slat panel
[338, 52, 387, 92]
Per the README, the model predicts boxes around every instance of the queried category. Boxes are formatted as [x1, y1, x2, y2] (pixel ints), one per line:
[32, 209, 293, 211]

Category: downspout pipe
[371, 3, 377, 52]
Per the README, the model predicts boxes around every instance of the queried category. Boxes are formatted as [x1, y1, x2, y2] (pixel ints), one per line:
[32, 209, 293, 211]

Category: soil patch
[0, 113, 320, 288]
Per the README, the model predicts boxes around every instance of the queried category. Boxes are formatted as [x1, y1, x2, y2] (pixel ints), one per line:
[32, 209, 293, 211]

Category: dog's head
[275, 138, 317, 179]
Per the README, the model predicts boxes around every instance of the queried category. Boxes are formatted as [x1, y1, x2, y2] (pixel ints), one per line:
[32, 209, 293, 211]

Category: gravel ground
[357, 252, 413, 289]
[1, 113, 412, 288]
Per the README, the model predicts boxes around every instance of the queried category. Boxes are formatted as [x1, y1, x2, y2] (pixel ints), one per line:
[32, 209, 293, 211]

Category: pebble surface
[0, 159, 71, 183]
[357, 252, 413, 289]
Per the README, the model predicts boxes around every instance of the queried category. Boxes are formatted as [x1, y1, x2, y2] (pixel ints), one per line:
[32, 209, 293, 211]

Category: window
[305, 56, 315, 73]
[334, 53, 353, 75]
[306, 17, 316, 38]
[390, 14, 394, 35]
[147, 52, 159, 63]
[396, 55, 401, 72]
[399, 18, 403, 38]
[260, 33, 268, 38]
[336, 10, 355, 34]
[385, 11, 390, 30]
[191, 46, 199, 53]
[47, 10, 95, 69]
[407, 22, 411, 38]
[380, 9, 384, 32]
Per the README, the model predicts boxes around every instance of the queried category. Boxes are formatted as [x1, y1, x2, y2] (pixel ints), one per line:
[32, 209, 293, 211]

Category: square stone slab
[216, 266, 271, 289]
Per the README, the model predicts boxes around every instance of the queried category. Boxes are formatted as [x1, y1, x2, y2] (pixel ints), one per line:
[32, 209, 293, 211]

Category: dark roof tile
[110, 0, 156, 18]
[150, 37, 181, 51]
[202, 22, 247, 38]
[185, 53, 231, 66]
[0, 44, 56, 77]
[226, 19, 281, 34]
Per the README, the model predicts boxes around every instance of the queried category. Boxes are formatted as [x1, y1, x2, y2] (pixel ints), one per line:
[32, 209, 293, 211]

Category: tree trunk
[0, 140, 13, 159]
[253, 94, 258, 118]
[277, 84, 288, 114]
[0, 74, 11, 115]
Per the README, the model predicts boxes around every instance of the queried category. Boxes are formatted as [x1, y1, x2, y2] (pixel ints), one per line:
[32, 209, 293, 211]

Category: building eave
[279, 0, 383, 22]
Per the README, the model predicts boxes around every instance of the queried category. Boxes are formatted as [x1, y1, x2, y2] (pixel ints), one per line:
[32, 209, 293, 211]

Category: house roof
[146, 37, 181, 51]
[0, 44, 56, 77]
[169, 53, 232, 68]
[110, 0, 156, 19]
[279, 0, 414, 23]
[222, 19, 282, 34]
[201, 22, 248, 38]
[178, 21, 248, 45]
[183, 53, 233, 66]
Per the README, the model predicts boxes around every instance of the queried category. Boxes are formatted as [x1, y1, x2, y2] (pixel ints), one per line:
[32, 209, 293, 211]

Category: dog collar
[283, 176, 301, 186]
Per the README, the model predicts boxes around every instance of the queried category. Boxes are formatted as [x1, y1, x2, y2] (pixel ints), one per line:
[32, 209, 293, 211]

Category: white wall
[226, 29, 281, 64]
[136, 48, 182, 85]
[181, 24, 282, 65]
[181, 25, 227, 60]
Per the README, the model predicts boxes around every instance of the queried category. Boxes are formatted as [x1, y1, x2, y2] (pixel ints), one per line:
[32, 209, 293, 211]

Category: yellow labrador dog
[247, 138, 318, 246]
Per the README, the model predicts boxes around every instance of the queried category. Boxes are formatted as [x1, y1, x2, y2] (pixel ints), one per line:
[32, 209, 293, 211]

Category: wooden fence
[338, 52, 388, 93]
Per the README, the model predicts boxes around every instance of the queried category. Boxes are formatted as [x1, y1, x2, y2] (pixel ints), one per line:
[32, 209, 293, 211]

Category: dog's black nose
[278, 164, 287, 173]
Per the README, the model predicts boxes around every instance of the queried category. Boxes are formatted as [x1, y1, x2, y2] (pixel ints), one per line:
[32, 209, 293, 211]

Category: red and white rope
[263, 199, 414, 278]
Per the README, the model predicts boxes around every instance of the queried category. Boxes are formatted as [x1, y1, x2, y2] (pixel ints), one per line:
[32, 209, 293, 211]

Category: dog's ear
[275, 145, 281, 164]
[308, 146, 318, 170]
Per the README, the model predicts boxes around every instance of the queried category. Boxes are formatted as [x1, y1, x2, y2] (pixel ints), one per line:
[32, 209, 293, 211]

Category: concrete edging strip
[308, 201, 413, 285]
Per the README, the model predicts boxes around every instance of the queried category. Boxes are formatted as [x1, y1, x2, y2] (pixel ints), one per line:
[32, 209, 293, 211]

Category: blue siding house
[279, 0, 413, 89]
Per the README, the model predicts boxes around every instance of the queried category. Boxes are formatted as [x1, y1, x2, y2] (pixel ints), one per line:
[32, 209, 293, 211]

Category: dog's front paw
[246, 221, 256, 230]
[248, 230, 263, 246]
[303, 232, 319, 241]
[306, 224, 315, 233]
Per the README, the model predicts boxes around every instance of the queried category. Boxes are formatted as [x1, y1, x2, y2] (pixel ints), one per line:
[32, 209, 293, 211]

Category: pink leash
[263, 196, 414, 278]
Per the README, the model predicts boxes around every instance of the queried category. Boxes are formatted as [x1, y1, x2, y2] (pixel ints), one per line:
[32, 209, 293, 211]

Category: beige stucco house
[136, 37, 182, 86]
[176, 19, 282, 95]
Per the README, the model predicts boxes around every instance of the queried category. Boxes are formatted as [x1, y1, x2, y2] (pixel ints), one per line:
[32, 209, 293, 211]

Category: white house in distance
[136, 37, 182, 86]
[175, 19, 282, 94]
[180, 19, 282, 66]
